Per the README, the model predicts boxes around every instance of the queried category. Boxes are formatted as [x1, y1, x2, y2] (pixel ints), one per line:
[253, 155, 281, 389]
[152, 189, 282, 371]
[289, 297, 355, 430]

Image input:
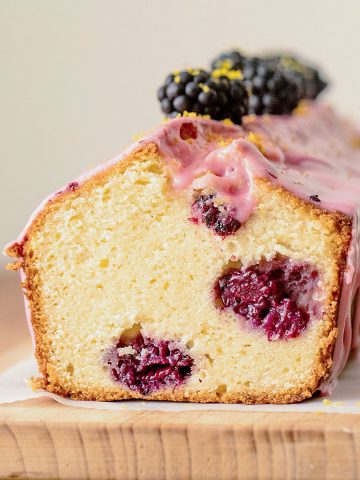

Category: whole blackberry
[211, 50, 247, 71]
[265, 54, 327, 99]
[210, 49, 327, 113]
[242, 57, 302, 115]
[157, 69, 248, 124]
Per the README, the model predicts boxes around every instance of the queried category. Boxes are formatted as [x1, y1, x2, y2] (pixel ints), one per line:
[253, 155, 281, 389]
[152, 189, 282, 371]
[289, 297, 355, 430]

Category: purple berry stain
[67, 181, 79, 192]
[105, 329, 193, 395]
[190, 194, 241, 237]
[215, 258, 319, 340]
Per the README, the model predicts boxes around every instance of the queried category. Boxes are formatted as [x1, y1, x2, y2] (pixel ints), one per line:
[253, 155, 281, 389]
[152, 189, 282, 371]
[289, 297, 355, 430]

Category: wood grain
[2, 403, 360, 480]
[1, 272, 360, 480]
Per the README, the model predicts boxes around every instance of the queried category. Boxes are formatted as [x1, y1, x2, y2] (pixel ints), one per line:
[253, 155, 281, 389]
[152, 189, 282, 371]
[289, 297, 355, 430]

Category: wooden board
[1, 271, 360, 480]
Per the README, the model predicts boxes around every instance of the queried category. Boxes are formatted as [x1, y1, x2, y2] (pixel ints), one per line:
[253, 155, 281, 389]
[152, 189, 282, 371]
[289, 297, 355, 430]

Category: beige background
[1, 0, 360, 264]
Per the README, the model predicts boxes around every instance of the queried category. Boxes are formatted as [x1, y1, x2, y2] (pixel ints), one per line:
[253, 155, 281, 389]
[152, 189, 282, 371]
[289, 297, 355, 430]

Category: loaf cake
[5, 50, 360, 403]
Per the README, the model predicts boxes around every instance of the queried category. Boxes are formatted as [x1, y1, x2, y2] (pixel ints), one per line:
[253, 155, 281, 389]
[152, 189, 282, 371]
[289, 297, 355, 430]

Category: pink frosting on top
[5, 102, 360, 395]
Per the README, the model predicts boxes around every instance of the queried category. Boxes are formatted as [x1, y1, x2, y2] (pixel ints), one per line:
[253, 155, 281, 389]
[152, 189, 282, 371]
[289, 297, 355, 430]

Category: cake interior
[24, 147, 346, 403]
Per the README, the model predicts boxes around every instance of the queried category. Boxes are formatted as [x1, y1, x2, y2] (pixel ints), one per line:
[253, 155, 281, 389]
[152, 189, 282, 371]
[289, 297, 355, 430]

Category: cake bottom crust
[31, 375, 324, 404]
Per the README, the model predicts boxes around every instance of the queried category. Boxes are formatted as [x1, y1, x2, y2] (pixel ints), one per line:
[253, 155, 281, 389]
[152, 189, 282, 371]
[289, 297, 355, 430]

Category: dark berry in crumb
[190, 194, 241, 237]
[157, 69, 248, 124]
[215, 259, 319, 340]
[105, 333, 193, 395]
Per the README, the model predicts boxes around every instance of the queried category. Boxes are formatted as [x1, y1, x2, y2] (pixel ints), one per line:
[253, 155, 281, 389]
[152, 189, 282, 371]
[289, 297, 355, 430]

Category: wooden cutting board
[1, 272, 360, 480]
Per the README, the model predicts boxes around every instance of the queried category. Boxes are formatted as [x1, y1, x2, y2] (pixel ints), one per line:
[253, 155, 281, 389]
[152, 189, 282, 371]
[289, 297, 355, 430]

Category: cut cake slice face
[5, 103, 359, 403]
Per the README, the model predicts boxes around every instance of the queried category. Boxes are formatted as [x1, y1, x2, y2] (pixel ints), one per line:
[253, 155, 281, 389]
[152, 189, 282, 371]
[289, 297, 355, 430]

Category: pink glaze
[150, 119, 271, 223]
[4, 102, 360, 395]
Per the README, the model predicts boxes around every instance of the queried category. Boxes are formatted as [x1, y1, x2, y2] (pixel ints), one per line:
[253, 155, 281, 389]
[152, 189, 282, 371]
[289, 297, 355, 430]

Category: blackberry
[211, 50, 247, 71]
[210, 49, 327, 114]
[157, 69, 248, 124]
[242, 57, 302, 115]
[265, 54, 327, 99]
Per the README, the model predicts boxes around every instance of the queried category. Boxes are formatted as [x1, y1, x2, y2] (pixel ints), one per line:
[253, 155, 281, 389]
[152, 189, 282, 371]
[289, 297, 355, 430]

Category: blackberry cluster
[265, 54, 327, 100]
[211, 50, 327, 103]
[156, 50, 327, 124]
[157, 69, 248, 124]
[242, 57, 301, 115]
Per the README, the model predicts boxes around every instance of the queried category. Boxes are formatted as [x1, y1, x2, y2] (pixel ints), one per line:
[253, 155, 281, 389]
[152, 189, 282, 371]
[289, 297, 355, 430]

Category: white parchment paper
[1, 354, 360, 413]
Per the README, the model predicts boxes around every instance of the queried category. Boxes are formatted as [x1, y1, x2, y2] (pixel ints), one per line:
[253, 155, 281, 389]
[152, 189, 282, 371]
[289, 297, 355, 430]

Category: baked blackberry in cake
[4, 50, 360, 404]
